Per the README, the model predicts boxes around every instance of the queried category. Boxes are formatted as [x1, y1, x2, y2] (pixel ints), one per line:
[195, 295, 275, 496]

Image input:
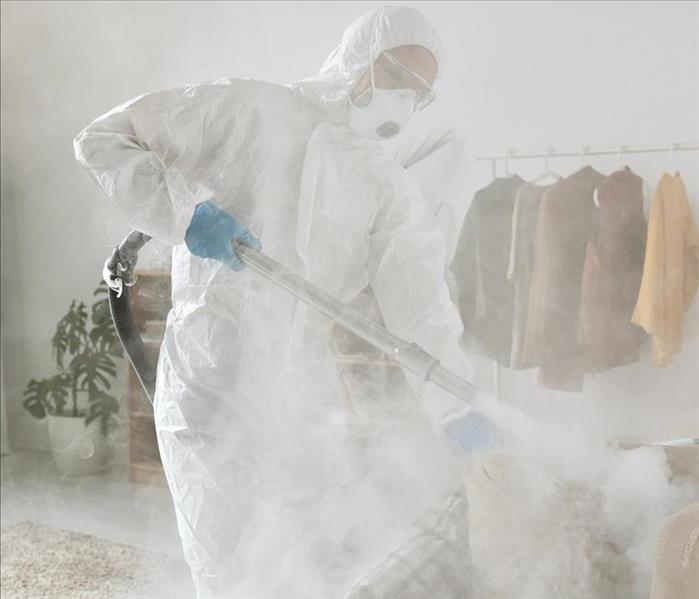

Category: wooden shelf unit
[127, 270, 171, 486]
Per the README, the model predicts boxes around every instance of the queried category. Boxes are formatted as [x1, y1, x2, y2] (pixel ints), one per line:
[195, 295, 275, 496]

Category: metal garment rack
[475, 142, 699, 399]
[477, 142, 699, 178]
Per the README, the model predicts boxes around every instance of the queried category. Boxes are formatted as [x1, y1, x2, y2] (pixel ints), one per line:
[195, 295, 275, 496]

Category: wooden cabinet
[126, 269, 171, 486]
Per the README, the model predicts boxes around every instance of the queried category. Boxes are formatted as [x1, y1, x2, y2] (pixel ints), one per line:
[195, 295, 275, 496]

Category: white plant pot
[47, 414, 110, 476]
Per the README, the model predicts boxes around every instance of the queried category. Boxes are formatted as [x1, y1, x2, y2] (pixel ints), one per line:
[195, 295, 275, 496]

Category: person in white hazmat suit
[74, 6, 498, 598]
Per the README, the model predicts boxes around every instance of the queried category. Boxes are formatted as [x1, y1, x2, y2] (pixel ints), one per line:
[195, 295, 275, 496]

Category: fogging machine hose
[107, 231, 157, 404]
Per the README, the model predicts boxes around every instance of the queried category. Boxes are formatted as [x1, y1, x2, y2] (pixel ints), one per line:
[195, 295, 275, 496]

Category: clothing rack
[475, 141, 698, 400]
[477, 142, 699, 178]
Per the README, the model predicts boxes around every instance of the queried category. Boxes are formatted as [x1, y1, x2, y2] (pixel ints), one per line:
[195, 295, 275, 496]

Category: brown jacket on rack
[579, 167, 647, 371]
[523, 165, 607, 391]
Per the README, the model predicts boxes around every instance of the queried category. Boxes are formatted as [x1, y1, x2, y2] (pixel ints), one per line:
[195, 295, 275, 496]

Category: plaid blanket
[345, 492, 474, 599]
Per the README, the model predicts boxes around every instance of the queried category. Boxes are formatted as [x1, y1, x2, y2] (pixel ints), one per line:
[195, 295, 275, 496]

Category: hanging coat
[523, 165, 606, 392]
[450, 175, 524, 366]
[579, 167, 647, 371]
[632, 172, 699, 367]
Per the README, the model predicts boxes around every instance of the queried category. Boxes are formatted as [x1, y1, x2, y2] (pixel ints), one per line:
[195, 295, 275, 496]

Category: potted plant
[23, 282, 122, 475]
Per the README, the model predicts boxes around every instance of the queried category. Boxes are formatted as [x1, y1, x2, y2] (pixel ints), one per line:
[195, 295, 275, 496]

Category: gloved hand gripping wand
[107, 232, 476, 405]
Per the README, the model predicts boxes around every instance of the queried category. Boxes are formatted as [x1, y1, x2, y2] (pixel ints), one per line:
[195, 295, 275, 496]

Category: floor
[0, 449, 183, 559]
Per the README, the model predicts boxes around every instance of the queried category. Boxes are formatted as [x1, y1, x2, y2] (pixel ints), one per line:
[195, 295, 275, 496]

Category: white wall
[1, 1, 697, 450]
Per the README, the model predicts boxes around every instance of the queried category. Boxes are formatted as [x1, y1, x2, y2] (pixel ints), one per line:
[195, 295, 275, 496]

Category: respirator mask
[347, 49, 435, 141]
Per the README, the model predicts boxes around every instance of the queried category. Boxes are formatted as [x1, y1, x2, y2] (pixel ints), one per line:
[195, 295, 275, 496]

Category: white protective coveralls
[74, 6, 472, 598]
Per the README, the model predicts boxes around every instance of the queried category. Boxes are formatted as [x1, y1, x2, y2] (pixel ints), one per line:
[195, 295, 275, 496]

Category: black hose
[106, 231, 157, 404]
[109, 285, 157, 404]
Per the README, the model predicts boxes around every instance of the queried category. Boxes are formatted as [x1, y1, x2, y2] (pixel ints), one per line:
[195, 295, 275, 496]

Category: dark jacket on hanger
[450, 175, 524, 366]
[579, 167, 647, 371]
[523, 165, 606, 391]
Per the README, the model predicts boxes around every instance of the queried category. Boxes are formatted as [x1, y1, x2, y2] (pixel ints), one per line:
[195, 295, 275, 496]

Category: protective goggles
[352, 50, 436, 111]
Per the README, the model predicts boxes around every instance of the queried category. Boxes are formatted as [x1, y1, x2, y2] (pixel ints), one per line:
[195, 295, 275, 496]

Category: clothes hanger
[579, 145, 589, 168]
[668, 142, 680, 177]
[616, 145, 624, 171]
[531, 146, 561, 184]
[503, 147, 517, 178]
[592, 145, 622, 208]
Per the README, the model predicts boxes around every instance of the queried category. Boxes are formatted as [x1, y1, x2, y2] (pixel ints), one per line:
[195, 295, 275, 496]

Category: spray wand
[107, 233, 476, 406]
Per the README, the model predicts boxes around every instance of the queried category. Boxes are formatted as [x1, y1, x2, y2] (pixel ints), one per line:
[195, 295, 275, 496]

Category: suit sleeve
[73, 84, 223, 245]
[368, 183, 473, 417]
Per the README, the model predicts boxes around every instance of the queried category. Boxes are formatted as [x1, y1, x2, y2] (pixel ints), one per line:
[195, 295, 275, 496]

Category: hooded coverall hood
[292, 5, 444, 120]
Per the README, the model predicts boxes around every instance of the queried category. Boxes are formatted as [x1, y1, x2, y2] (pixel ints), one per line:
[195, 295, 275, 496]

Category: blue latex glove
[444, 411, 504, 457]
[185, 200, 262, 271]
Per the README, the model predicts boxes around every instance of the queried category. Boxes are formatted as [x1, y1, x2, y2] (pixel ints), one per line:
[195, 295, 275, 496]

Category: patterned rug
[0, 521, 194, 599]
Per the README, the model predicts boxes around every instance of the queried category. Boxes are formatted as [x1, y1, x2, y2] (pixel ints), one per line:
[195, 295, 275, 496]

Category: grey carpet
[0, 521, 194, 599]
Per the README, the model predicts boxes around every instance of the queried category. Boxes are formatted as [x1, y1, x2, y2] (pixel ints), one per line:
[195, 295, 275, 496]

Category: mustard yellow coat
[632, 173, 699, 366]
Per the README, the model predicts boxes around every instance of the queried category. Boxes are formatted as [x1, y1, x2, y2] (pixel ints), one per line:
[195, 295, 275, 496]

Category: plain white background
[1, 1, 697, 451]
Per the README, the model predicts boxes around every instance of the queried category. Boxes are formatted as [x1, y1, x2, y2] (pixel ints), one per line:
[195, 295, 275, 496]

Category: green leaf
[53, 300, 89, 368]
[86, 390, 121, 436]
[23, 378, 49, 419]
[71, 351, 117, 392]
[88, 390, 120, 414]
[52, 319, 69, 370]
[91, 297, 111, 325]
[89, 317, 120, 354]
[93, 281, 108, 297]
[46, 373, 70, 416]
